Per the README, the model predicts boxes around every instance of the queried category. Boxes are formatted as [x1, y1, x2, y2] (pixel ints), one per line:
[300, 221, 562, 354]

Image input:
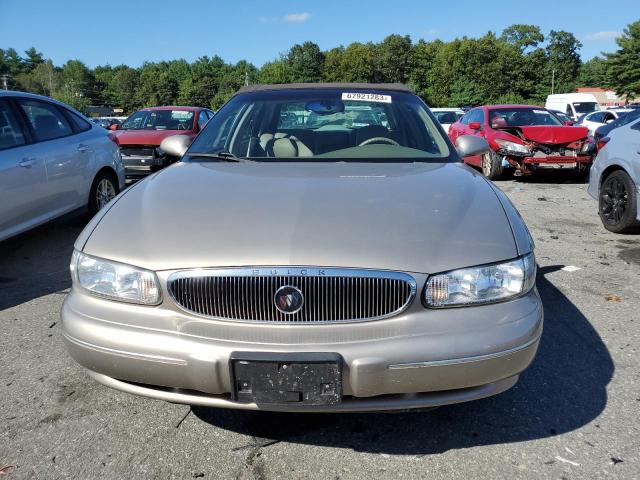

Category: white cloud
[283, 12, 312, 23]
[585, 31, 621, 41]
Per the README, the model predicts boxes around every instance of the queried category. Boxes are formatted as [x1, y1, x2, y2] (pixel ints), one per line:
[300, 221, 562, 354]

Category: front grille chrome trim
[167, 267, 417, 324]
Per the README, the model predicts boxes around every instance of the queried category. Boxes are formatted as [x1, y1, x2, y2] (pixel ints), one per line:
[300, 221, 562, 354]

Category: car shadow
[0, 212, 86, 310]
[192, 265, 613, 454]
[506, 170, 588, 185]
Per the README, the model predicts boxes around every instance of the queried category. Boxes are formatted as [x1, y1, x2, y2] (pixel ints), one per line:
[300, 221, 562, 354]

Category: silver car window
[17, 99, 73, 142]
[0, 100, 26, 150]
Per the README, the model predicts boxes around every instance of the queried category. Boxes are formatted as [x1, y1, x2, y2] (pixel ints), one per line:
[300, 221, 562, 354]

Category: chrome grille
[167, 267, 416, 323]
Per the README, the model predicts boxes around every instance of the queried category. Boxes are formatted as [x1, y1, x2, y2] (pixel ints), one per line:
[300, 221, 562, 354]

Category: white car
[0, 91, 126, 242]
[431, 108, 464, 133]
[588, 119, 640, 233]
[580, 109, 633, 136]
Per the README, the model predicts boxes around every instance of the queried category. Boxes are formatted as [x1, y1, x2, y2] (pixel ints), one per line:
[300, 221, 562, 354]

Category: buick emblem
[274, 285, 304, 314]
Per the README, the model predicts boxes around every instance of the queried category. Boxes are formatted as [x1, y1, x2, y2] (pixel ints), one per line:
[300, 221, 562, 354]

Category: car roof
[484, 104, 543, 110]
[0, 90, 90, 117]
[236, 82, 413, 95]
[139, 106, 204, 112]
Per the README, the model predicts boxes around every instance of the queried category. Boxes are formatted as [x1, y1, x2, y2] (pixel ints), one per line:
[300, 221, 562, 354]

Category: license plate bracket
[230, 352, 343, 406]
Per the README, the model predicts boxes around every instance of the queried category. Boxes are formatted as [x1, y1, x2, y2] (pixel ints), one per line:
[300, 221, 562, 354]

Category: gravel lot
[1, 175, 639, 480]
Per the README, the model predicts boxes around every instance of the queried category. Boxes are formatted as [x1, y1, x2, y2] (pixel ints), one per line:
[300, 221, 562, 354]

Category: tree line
[1, 21, 638, 114]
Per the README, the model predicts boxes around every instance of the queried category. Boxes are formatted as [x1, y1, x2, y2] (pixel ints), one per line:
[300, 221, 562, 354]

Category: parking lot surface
[1, 176, 639, 479]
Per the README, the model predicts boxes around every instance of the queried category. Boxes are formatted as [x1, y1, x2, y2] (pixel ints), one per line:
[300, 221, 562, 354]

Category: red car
[111, 106, 215, 180]
[448, 105, 595, 179]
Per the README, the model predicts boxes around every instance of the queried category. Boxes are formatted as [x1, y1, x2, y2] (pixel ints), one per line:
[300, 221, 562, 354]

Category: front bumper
[61, 287, 543, 411]
[503, 152, 592, 173]
[120, 154, 166, 180]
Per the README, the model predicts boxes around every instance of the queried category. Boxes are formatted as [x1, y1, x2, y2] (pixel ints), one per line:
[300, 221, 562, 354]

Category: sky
[0, 0, 635, 68]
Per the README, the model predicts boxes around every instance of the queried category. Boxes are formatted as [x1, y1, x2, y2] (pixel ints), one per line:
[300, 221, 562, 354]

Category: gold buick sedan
[62, 83, 542, 412]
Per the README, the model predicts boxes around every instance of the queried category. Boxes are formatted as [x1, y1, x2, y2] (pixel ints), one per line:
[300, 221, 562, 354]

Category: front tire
[599, 170, 639, 233]
[481, 151, 503, 180]
[89, 171, 119, 216]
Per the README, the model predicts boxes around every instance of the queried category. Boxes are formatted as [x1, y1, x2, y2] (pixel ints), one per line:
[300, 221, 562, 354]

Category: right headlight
[424, 253, 536, 308]
[70, 250, 161, 305]
[495, 139, 530, 155]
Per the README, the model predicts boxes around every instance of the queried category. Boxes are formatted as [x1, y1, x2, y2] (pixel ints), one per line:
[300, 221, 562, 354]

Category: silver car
[588, 119, 640, 233]
[62, 84, 542, 412]
[0, 91, 125, 241]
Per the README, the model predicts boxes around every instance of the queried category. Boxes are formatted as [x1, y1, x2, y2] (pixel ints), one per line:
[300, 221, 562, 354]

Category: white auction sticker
[533, 109, 549, 114]
[342, 92, 392, 103]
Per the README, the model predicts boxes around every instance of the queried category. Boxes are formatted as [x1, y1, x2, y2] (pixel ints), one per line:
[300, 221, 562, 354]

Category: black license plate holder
[230, 352, 343, 406]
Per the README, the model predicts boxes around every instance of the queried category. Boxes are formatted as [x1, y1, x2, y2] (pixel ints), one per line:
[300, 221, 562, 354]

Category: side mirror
[563, 120, 574, 126]
[605, 119, 614, 124]
[455, 135, 491, 158]
[109, 124, 120, 131]
[159, 134, 191, 158]
[468, 121, 482, 130]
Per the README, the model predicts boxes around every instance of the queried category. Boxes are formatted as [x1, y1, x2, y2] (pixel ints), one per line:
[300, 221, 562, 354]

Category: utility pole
[244, 70, 249, 87]
[551, 69, 556, 95]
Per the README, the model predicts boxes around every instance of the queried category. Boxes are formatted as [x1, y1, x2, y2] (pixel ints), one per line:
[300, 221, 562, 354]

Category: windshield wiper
[187, 151, 245, 162]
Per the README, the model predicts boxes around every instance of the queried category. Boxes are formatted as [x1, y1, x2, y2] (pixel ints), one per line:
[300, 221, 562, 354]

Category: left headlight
[70, 250, 161, 305]
[424, 253, 536, 308]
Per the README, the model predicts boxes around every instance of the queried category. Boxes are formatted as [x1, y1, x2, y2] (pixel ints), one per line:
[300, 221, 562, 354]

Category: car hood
[81, 161, 519, 273]
[113, 129, 192, 146]
[499, 125, 589, 144]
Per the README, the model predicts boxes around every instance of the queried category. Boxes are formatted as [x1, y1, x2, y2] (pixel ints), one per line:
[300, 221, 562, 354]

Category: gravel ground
[1, 175, 639, 479]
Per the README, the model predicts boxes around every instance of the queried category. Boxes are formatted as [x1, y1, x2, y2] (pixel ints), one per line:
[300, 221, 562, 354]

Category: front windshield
[121, 110, 195, 131]
[187, 89, 452, 162]
[573, 102, 598, 114]
[489, 108, 562, 127]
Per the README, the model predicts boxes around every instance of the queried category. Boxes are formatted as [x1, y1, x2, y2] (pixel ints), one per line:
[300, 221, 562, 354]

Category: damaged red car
[449, 105, 596, 179]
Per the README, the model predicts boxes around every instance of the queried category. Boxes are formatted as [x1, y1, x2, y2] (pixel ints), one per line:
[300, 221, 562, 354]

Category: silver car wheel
[96, 178, 116, 210]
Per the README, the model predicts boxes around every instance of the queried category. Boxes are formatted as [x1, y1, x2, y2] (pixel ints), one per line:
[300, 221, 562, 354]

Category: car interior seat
[260, 132, 313, 157]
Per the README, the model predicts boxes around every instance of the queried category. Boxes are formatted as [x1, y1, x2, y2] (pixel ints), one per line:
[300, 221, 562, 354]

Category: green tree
[135, 62, 178, 107]
[579, 57, 608, 87]
[375, 34, 413, 83]
[258, 58, 291, 84]
[322, 47, 345, 82]
[501, 24, 544, 53]
[339, 42, 377, 82]
[546, 30, 582, 94]
[26, 60, 60, 96]
[104, 66, 140, 113]
[286, 42, 324, 83]
[54, 60, 94, 111]
[409, 40, 442, 101]
[23, 47, 44, 71]
[604, 20, 640, 101]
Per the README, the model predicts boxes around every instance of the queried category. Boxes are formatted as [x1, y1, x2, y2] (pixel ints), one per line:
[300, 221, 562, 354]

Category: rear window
[65, 109, 92, 132]
[276, 102, 391, 130]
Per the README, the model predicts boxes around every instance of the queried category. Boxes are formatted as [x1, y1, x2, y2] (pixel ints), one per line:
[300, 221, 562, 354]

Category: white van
[545, 93, 600, 121]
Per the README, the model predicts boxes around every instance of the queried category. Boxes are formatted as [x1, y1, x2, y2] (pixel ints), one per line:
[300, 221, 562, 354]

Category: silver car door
[0, 99, 51, 241]
[16, 98, 92, 215]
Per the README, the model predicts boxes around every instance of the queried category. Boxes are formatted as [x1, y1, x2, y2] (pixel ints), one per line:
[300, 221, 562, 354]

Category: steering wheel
[358, 137, 399, 147]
